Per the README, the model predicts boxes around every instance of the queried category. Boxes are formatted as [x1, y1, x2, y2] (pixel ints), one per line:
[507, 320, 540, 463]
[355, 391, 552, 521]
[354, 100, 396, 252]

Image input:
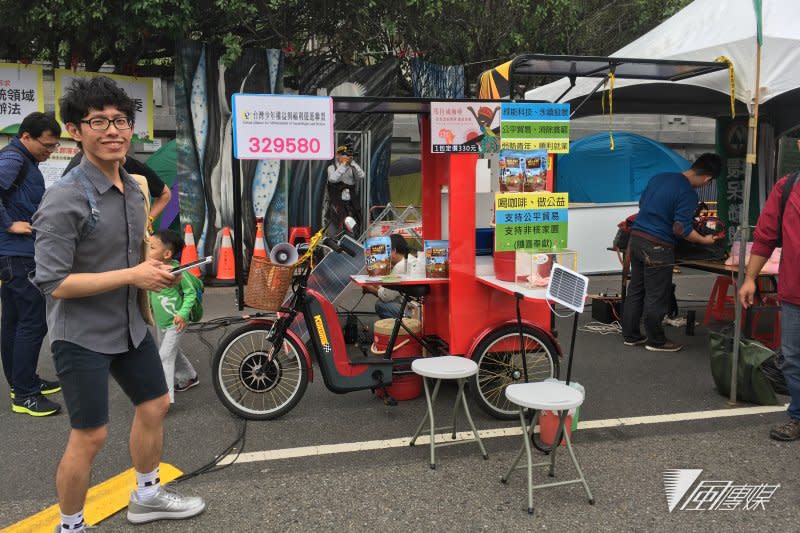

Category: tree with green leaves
[0, 0, 692, 90]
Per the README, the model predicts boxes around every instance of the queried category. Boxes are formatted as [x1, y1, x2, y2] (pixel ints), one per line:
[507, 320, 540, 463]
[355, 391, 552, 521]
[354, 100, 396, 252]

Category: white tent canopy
[525, 0, 800, 136]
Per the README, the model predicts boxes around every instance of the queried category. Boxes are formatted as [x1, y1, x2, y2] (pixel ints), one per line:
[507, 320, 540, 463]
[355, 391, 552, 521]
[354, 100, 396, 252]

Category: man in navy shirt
[0, 112, 63, 416]
[622, 153, 722, 352]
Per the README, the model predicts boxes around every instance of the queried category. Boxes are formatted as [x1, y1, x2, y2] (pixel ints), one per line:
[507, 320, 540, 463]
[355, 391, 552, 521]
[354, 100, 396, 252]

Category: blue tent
[556, 132, 690, 203]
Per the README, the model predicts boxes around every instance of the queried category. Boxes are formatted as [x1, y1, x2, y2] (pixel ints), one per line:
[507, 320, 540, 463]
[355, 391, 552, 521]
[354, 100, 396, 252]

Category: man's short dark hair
[18, 111, 61, 138]
[59, 76, 136, 126]
[691, 153, 722, 179]
[389, 233, 410, 257]
[154, 229, 185, 258]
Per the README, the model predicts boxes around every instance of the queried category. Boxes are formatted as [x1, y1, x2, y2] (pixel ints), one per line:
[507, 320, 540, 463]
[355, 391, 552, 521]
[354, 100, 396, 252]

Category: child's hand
[173, 315, 187, 332]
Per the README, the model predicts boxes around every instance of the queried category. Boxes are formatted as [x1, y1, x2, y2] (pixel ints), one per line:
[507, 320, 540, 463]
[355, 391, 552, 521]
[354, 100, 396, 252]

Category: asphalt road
[1, 269, 797, 532]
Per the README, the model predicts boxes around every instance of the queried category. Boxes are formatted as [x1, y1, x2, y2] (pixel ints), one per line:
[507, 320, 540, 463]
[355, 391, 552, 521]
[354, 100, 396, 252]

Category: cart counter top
[350, 274, 449, 286]
[475, 256, 548, 302]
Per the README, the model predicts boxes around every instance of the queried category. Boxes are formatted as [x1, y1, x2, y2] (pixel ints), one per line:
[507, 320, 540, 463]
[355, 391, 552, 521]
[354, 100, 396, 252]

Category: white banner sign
[0, 64, 44, 134]
[232, 94, 334, 160]
[55, 69, 155, 143]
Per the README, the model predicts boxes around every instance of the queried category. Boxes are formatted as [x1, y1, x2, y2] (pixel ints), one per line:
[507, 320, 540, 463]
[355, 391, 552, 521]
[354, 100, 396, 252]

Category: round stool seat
[412, 356, 477, 380]
[505, 381, 583, 411]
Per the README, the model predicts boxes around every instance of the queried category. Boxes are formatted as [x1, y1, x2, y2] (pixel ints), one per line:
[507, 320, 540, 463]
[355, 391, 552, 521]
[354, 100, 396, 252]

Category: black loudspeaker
[591, 297, 622, 324]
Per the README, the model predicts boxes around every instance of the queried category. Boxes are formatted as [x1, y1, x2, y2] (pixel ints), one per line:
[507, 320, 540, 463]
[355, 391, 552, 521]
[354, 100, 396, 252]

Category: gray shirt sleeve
[31, 181, 87, 295]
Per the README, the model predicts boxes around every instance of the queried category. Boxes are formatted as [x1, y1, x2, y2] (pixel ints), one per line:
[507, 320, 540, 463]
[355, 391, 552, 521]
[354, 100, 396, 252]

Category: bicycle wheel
[469, 324, 560, 420]
[213, 323, 309, 420]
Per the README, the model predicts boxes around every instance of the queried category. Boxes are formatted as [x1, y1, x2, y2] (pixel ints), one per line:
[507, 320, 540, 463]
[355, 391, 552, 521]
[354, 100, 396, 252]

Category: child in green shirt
[148, 230, 199, 403]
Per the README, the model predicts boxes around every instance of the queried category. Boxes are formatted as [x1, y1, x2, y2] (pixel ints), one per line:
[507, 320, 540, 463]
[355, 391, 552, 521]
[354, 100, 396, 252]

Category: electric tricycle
[213, 155, 562, 422]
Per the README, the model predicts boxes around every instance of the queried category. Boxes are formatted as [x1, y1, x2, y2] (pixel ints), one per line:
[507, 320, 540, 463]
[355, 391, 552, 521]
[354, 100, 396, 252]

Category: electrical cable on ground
[175, 315, 254, 483]
[174, 413, 247, 483]
[578, 321, 622, 335]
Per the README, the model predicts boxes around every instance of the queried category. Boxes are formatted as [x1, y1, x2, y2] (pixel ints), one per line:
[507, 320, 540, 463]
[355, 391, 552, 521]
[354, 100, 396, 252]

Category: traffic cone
[253, 218, 267, 258]
[181, 224, 202, 277]
[211, 226, 236, 286]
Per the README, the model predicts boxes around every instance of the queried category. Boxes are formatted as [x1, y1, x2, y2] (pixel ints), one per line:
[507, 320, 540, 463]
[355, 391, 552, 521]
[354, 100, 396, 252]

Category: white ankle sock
[60, 509, 85, 531]
[135, 467, 161, 501]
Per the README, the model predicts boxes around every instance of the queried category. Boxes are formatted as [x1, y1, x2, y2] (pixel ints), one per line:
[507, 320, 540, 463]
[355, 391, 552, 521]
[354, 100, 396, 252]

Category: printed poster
[54, 69, 155, 143]
[39, 144, 81, 188]
[498, 149, 548, 192]
[430, 101, 501, 155]
[500, 103, 570, 154]
[0, 63, 44, 134]
[495, 192, 569, 252]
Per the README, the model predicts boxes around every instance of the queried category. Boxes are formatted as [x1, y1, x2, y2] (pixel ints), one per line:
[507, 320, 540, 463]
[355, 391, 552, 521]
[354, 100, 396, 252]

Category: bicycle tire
[469, 324, 560, 420]
[213, 322, 309, 420]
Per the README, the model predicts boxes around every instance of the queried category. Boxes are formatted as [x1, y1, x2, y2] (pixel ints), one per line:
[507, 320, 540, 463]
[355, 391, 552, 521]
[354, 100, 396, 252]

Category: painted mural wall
[176, 42, 397, 269]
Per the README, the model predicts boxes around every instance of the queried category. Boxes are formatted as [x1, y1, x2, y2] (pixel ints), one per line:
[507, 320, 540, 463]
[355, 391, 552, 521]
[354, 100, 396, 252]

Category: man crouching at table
[622, 153, 722, 352]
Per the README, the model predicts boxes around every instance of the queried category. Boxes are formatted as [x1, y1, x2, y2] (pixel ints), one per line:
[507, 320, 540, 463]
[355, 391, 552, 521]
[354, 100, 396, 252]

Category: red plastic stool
[750, 296, 781, 350]
[288, 226, 311, 246]
[703, 275, 736, 325]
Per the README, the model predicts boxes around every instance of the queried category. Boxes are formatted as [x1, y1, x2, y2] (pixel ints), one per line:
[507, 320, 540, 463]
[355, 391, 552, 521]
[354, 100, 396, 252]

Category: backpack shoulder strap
[0, 144, 28, 192]
[61, 167, 100, 239]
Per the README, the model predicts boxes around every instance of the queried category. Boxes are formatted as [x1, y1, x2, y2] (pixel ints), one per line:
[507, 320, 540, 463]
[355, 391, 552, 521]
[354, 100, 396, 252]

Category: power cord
[578, 321, 622, 335]
[174, 315, 253, 483]
[174, 413, 247, 483]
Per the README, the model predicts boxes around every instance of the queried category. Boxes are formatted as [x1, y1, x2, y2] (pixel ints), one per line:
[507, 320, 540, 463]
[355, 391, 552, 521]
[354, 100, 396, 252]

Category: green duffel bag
[709, 328, 779, 406]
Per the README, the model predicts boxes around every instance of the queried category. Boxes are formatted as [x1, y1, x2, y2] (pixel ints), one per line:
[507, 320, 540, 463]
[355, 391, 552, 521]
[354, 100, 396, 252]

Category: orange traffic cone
[253, 218, 267, 258]
[211, 226, 236, 286]
[181, 224, 202, 277]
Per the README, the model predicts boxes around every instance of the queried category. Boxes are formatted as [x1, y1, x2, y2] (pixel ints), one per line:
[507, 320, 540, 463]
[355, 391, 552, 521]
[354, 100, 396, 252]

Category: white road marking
[218, 404, 787, 466]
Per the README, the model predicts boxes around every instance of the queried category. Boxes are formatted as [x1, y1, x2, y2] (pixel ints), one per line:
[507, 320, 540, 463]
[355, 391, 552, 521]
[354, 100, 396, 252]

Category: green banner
[495, 222, 568, 252]
[500, 121, 570, 139]
[494, 192, 569, 252]
[715, 117, 759, 230]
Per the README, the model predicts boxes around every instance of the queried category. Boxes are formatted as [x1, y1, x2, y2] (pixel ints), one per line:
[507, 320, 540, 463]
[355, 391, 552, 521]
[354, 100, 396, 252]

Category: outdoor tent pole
[729, 40, 762, 405]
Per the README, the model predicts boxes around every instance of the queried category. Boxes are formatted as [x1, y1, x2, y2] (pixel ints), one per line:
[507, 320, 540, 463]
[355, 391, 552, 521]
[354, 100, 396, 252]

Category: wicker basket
[244, 256, 296, 311]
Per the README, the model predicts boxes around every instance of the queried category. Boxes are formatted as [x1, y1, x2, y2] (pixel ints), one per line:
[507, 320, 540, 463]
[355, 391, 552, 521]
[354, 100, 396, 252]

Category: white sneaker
[127, 486, 206, 524]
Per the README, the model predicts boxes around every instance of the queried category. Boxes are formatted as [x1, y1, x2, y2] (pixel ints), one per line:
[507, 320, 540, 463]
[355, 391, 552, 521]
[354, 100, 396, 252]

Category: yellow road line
[2, 463, 182, 533]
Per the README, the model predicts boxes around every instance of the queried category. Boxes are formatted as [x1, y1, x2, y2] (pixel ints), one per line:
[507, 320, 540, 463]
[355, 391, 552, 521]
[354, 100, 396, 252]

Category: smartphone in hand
[170, 256, 212, 275]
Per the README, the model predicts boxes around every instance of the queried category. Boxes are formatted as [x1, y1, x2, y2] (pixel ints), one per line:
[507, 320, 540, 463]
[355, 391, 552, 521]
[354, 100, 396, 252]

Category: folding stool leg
[410, 377, 442, 446]
[563, 422, 594, 504]
[458, 378, 488, 459]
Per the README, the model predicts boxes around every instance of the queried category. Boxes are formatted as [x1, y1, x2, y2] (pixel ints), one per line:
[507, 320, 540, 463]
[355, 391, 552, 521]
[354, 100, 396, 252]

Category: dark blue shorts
[52, 332, 168, 429]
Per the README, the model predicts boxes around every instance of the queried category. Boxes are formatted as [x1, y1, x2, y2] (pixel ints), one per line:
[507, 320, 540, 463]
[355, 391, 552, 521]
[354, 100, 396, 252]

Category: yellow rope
[601, 72, 616, 150]
[715, 56, 736, 118]
[297, 228, 325, 269]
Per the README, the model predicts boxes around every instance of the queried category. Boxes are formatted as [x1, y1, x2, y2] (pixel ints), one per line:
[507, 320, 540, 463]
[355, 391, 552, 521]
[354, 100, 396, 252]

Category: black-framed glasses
[35, 138, 60, 151]
[80, 117, 133, 131]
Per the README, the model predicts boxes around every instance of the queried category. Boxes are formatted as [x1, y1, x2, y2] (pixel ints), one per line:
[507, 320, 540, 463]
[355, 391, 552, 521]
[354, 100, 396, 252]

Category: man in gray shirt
[32, 76, 205, 533]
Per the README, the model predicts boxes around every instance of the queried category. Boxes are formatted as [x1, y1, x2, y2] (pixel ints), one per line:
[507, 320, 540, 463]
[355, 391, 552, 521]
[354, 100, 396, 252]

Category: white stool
[409, 356, 488, 469]
[502, 381, 594, 514]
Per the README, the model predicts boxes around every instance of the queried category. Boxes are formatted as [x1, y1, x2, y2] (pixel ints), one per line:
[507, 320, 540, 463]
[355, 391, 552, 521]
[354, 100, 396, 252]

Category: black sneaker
[39, 378, 61, 395]
[10, 378, 61, 399]
[645, 340, 683, 352]
[623, 335, 648, 346]
[12, 394, 61, 417]
[175, 376, 199, 392]
[769, 418, 800, 441]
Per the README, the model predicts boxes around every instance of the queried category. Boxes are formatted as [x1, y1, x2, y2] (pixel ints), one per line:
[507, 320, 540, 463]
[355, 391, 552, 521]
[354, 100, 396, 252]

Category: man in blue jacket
[0, 112, 62, 416]
[622, 153, 722, 352]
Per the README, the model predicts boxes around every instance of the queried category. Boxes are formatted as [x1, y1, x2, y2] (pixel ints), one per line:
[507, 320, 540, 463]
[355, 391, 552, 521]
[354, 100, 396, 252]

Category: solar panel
[546, 263, 588, 313]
